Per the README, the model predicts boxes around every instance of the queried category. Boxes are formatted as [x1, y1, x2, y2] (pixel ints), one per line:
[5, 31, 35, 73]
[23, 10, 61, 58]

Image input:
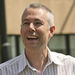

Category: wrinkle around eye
[34, 23, 44, 27]
[35, 22, 42, 24]
[24, 22, 30, 25]
[22, 22, 30, 26]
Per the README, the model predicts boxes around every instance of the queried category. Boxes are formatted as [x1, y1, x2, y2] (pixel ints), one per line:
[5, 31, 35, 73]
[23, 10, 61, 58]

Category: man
[0, 3, 75, 75]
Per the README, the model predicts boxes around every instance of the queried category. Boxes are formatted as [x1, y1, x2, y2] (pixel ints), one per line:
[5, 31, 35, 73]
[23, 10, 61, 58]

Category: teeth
[28, 36, 37, 38]
[27, 35, 38, 40]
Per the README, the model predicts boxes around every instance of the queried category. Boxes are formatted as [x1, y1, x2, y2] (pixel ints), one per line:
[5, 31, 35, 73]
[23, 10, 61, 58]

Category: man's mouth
[27, 36, 39, 40]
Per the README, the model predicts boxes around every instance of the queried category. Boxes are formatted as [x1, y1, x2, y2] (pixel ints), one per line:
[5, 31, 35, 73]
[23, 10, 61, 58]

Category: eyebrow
[23, 18, 29, 21]
[23, 18, 43, 21]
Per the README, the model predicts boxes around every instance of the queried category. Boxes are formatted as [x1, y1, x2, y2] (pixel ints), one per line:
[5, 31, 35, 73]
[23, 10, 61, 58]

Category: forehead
[22, 8, 47, 20]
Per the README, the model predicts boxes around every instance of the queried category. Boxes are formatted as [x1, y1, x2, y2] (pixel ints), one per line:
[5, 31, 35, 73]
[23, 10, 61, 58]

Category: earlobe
[50, 26, 55, 33]
[49, 25, 55, 37]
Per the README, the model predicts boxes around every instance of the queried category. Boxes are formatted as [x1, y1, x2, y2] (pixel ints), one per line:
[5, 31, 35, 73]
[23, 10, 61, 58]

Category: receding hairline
[22, 3, 54, 26]
[23, 3, 53, 15]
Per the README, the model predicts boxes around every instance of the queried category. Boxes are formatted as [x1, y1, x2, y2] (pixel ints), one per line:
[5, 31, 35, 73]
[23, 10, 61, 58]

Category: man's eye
[35, 22, 43, 25]
[23, 22, 30, 25]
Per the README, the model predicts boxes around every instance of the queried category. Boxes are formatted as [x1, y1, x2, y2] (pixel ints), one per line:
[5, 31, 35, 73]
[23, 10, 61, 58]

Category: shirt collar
[47, 48, 63, 65]
[18, 48, 63, 73]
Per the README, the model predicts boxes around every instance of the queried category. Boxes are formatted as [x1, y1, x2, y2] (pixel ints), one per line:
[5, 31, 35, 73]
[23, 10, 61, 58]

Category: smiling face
[21, 8, 51, 50]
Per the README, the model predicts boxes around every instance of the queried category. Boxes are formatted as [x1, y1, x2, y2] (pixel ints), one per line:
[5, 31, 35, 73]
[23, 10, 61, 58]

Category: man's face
[21, 8, 50, 50]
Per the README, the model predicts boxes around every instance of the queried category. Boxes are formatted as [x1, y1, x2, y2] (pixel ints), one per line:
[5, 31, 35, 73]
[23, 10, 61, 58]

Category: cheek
[21, 28, 26, 38]
[36, 28, 48, 40]
[36, 28, 44, 36]
[40, 30, 49, 42]
[37, 26, 49, 34]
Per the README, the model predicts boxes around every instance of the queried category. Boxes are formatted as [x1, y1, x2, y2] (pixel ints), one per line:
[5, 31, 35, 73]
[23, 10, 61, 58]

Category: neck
[25, 46, 48, 73]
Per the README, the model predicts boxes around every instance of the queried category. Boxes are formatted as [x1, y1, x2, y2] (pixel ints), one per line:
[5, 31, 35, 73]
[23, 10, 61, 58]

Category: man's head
[21, 3, 55, 50]
[22, 3, 54, 27]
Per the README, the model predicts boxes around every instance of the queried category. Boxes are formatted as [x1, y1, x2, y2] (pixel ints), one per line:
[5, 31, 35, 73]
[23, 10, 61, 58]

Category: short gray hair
[23, 3, 54, 27]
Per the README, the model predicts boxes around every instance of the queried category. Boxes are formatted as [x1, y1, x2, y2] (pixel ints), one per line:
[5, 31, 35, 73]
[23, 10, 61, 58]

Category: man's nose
[29, 23, 35, 31]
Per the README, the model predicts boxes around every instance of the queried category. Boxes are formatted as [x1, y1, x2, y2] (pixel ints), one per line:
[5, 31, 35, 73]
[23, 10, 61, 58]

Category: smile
[27, 36, 39, 40]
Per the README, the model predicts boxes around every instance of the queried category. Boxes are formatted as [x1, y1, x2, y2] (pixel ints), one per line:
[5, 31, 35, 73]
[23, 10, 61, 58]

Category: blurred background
[0, 0, 75, 63]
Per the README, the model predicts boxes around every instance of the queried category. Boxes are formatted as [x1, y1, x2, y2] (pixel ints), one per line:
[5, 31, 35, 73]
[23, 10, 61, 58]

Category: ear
[49, 25, 55, 37]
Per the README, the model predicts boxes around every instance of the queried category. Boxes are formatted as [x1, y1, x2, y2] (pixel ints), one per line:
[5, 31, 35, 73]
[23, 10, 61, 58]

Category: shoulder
[53, 52, 75, 63]
[53, 52, 75, 72]
[0, 55, 22, 68]
[0, 54, 22, 75]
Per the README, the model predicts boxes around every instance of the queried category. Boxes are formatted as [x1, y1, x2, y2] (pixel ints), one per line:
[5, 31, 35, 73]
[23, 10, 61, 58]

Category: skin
[21, 8, 55, 73]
